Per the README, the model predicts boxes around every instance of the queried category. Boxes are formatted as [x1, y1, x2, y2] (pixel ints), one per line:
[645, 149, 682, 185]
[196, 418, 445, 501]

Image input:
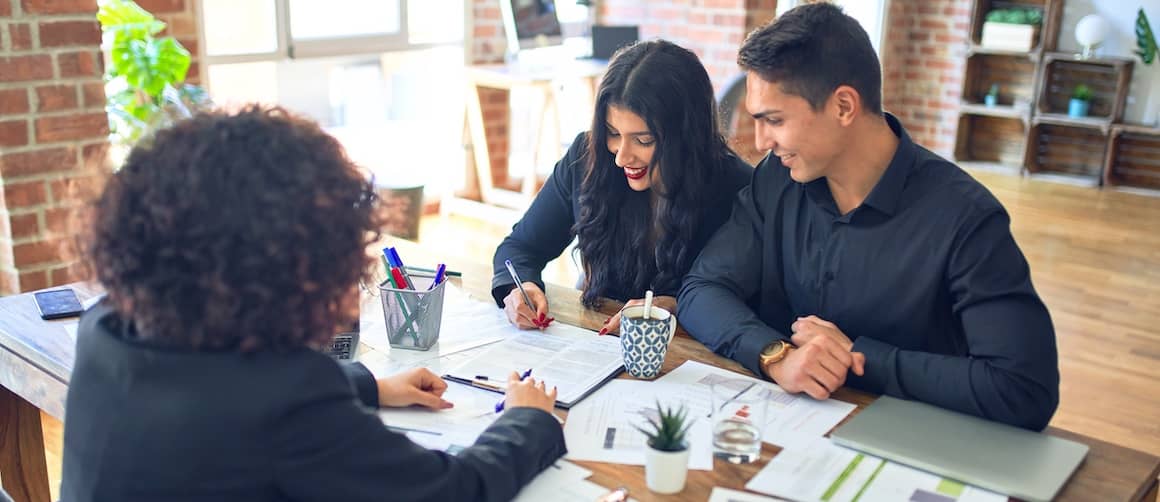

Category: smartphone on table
[34, 288, 84, 320]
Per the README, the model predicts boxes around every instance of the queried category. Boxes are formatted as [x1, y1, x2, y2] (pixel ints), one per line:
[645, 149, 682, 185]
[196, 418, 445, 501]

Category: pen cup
[379, 272, 446, 351]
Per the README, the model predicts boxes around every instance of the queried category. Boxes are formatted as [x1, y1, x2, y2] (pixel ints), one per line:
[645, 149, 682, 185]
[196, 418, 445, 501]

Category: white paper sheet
[746, 438, 1006, 502]
[62, 322, 78, 341]
[444, 323, 622, 407]
[655, 361, 856, 450]
[377, 378, 501, 452]
[707, 487, 781, 502]
[563, 379, 715, 470]
[512, 461, 604, 502]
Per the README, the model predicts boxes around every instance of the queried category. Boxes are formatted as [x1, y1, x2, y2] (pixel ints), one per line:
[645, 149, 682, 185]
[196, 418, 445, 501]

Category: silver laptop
[831, 396, 1088, 502]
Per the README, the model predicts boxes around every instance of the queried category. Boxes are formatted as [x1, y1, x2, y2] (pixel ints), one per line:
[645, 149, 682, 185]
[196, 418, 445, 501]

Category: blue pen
[387, 248, 417, 290]
[428, 263, 447, 291]
[494, 368, 533, 413]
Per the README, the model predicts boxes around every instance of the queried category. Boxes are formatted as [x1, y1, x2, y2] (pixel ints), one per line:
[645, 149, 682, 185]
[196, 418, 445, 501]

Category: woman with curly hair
[61, 106, 564, 502]
[492, 40, 752, 334]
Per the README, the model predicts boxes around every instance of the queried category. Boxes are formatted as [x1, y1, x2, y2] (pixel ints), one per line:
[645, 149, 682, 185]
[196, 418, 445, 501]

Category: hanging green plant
[98, 0, 211, 149]
[1136, 8, 1158, 65]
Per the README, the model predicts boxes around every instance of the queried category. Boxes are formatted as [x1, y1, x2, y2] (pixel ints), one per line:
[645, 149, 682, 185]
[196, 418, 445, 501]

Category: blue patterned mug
[619, 305, 677, 379]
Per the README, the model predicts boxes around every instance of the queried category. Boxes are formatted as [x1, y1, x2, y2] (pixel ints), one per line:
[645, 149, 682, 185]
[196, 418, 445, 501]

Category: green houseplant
[1136, 8, 1160, 126]
[636, 401, 693, 494]
[1136, 8, 1158, 65]
[981, 7, 1042, 52]
[97, 0, 210, 150]
[985, 83, 1000, 107]
[1069, 84, 1092, 118]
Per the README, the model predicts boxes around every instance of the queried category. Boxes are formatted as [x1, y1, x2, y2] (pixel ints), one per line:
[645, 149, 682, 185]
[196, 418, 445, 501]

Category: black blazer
[61, 303, 566, 501]
[492, 132, 753, 305]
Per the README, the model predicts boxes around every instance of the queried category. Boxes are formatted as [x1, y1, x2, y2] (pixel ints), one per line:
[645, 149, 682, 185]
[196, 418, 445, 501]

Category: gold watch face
[761, 341, 787, 364]
[762, 340, 785, 357]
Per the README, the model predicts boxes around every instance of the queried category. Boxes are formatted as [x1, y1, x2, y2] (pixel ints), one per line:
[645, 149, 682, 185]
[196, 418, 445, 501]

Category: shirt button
[824, 271, 836, 281]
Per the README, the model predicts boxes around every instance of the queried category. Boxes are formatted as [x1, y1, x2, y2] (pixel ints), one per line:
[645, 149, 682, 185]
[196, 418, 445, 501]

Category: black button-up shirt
[678, 114, 1059, 430]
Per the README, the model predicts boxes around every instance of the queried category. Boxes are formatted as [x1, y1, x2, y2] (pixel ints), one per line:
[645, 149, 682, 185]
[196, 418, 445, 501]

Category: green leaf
[1137, 8, 1158, 65]
[985, 8, 1041, 26]
[98, 0, 205, 150]
[98, 0, 166, 35]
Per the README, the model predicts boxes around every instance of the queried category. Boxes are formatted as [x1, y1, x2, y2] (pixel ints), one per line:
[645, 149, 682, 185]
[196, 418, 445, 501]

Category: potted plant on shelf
[981, 7, 1043, 52]
[636, 401, 693, 495]
[1069, 84, 1093, 118]
[98, 0, 211, 158]
[984, 83, 1000, 107]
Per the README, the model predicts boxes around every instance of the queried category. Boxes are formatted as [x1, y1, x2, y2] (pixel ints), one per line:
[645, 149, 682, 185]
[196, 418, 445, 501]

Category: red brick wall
[0, 0, 201, 294]
[0, 0, 107, 293]
[881, 0, 972, 157]
[465, 0, 509, 194]
[597, 0, 758, 91]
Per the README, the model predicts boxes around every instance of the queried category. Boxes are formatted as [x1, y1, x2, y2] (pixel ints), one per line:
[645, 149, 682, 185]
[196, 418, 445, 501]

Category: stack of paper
[745, 438, 1006, 502]
[443, 324, 622, 408]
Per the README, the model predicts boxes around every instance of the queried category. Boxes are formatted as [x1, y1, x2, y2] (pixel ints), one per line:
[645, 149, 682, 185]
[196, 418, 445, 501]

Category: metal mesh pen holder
[379, 272, 447, 351]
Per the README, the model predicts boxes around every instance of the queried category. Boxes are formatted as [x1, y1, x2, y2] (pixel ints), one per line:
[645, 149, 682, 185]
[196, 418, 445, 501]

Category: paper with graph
[746, 438, 1006, 502]
[562, 379, 714, 470]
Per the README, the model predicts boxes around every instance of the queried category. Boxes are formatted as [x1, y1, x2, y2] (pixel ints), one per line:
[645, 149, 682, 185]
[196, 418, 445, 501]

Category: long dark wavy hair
[83, 106, 383, 352]
[574, 40, 733, 308]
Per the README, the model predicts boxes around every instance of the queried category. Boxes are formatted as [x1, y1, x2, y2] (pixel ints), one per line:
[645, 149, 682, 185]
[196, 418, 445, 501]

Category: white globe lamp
[1075, 14, 1108, 59]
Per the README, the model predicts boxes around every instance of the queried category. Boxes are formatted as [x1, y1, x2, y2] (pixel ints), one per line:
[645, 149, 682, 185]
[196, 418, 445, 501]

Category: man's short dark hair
[738, 3, 883, 115]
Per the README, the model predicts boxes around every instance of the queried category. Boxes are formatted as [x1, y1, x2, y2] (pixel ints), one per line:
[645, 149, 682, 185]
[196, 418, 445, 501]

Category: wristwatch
[758, 340, 794, 374]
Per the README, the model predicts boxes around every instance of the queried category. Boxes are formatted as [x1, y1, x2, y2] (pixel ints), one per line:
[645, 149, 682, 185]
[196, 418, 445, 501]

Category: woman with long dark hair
[492, 40, 752, 334]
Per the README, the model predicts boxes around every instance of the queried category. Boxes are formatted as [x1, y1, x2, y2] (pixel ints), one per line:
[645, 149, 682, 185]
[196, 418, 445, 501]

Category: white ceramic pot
[644, 444, 690, 494]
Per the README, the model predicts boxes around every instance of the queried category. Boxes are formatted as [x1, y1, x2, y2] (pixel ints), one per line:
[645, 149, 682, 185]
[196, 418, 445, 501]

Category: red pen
[390, 267, 411, 290]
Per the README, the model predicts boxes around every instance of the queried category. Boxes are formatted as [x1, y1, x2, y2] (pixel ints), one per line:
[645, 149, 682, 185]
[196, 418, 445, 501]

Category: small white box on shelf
[980, 22, 1038, 52]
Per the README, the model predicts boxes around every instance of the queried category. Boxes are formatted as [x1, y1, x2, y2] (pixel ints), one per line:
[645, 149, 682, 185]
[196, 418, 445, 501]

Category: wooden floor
[37, 170, 1160, 499]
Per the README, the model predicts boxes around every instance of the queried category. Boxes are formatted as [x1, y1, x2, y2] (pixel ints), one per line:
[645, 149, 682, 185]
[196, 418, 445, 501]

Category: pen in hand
[503, 259, 554, 328]
[494, 368, 533, 413]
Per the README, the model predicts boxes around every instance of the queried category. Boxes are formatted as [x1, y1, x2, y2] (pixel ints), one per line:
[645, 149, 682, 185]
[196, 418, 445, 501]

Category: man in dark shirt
[678, 3, 1059, 430]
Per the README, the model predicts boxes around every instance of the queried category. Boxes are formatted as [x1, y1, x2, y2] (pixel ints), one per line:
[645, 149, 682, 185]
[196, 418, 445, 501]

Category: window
[200, 0, 466, 195]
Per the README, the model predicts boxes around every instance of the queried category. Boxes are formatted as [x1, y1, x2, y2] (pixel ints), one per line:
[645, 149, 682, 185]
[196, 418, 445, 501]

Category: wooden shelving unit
[1025, 122, 1107, 185]
[1104, 124, 1160, 191]
[954, 0, 1061, 171]
[1036, 53, 1133, 133]
[954, 0, 1149, 189]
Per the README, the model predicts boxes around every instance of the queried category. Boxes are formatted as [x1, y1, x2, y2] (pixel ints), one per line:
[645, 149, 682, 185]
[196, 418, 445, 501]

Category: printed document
[444, 323, 623, 407]
[656, 361, 855, 449]
[746, 438, 1006, 502]
[563, 379, 715, 470]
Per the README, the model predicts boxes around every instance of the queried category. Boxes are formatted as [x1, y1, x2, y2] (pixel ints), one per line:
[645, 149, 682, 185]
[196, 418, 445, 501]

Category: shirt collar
[860, 113, 916, 217]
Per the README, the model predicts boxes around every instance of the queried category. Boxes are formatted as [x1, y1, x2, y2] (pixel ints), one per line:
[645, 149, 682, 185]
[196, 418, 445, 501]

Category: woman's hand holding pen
[501, 371, 558, 416]
[599, 295, 677, 335]
[503, 282, 553, 329]
[377, 368, 454, 410]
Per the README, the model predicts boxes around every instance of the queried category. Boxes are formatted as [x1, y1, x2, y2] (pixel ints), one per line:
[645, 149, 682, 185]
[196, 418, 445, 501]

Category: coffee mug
[619, 305, 677, 379]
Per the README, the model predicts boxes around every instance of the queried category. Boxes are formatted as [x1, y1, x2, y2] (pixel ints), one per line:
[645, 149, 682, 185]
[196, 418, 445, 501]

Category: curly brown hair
[84, 106, 383, 352]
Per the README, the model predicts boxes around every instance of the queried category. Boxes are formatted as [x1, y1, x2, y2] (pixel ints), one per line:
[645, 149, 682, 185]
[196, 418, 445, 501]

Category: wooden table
[1, 239, 1157, 501]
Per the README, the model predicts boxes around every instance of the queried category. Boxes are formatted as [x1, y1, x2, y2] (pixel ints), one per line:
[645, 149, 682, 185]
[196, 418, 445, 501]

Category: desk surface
[0, 238, 1157, 501]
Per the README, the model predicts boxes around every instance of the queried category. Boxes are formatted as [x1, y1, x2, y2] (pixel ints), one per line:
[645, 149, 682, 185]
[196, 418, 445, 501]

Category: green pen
[385, 271, 421, 345]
